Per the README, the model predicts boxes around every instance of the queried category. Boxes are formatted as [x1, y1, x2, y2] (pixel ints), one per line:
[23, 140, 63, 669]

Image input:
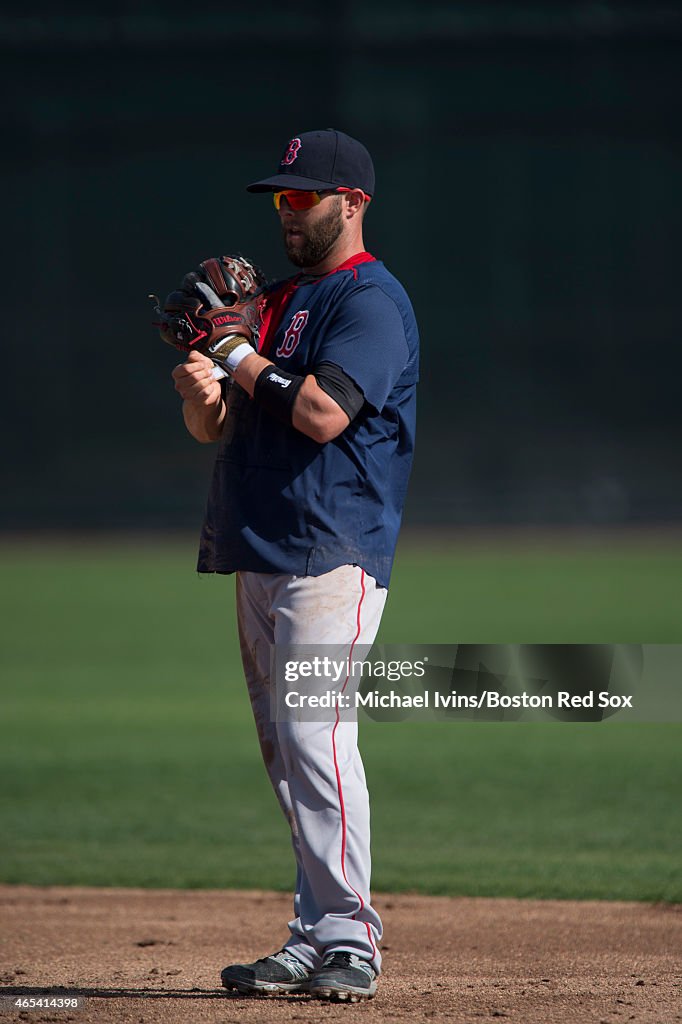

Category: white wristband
[222, 341, 256, 374]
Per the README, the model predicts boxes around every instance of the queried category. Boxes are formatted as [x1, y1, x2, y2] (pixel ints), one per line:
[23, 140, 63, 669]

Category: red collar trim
[294, 250, 376, 286]
[331, 251, 376, 272]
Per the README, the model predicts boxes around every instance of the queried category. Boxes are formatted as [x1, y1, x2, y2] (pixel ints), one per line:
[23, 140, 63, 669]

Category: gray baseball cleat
[220, 948, 312, 995]
[309, 951, 378, 1002]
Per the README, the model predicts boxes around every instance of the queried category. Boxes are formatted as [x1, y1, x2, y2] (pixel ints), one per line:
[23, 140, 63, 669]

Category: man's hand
[172, 351, 222, 407]
[172, 350, 226, 443]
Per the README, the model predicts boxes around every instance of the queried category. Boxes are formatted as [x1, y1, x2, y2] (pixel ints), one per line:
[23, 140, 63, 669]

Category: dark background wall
[3, 3, 681, 529]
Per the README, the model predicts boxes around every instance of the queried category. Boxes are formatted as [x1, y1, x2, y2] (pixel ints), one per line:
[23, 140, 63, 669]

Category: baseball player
[169, 129, 419, 1002]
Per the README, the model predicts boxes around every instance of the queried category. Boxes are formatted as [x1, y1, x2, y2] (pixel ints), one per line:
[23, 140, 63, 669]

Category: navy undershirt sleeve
[312, 361, 365, 421]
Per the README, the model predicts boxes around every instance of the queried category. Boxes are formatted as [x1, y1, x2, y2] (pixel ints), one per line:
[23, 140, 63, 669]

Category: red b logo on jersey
[276, 310, 309, 357]
[281, 138, 302, 166]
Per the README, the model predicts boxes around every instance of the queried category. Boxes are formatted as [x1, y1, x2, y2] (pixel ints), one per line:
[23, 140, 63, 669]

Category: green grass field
[1, 533, 680, 901]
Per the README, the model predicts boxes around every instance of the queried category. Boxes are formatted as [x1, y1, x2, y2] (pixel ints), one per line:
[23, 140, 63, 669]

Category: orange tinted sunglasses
[273, 190, 324, 211]
[273, 187, 371, 211]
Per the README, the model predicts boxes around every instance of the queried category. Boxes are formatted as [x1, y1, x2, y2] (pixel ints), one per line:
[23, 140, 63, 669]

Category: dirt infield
[0, 887, 679, 1024]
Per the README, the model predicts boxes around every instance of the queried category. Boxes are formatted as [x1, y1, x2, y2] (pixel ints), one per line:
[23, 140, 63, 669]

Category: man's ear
[344, 189, 367, 219]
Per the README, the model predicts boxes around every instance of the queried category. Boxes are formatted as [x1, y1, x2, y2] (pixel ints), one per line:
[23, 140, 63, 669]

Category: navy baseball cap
[246, 128, 375, 196]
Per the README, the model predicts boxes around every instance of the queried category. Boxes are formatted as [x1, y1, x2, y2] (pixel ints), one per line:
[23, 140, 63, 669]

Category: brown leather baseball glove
[151, 255, 268, 368]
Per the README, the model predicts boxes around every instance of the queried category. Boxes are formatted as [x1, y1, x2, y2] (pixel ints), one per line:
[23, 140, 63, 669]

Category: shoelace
[322, 952, 354, 969]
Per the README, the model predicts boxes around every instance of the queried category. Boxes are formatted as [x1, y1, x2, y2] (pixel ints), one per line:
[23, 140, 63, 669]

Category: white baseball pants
[235, 564, 387, 973]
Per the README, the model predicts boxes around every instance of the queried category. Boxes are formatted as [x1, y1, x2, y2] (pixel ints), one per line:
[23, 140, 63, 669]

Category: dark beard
[283, 198, 344, 268]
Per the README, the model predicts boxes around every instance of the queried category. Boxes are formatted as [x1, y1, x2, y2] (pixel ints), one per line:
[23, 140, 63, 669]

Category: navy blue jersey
[197, 253, 419, 588]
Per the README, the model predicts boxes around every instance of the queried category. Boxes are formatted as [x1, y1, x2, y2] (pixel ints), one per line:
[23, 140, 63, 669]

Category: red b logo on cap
[281, 138, 301, 166]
